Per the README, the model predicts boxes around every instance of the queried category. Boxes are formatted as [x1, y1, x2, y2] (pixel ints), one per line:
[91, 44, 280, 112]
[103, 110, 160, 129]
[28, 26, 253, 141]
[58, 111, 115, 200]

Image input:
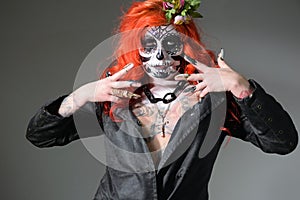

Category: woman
[26, 0, 298, 199]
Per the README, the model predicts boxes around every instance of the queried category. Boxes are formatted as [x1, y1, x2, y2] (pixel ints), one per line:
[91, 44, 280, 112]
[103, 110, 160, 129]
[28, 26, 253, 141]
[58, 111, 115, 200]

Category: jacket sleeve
[227, 79, 298, 155]
[26, 95, 79, 148]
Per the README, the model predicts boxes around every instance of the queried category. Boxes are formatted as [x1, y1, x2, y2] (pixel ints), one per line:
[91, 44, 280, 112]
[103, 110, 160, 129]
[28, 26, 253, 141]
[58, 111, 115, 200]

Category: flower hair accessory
[163, 0, 203, 25]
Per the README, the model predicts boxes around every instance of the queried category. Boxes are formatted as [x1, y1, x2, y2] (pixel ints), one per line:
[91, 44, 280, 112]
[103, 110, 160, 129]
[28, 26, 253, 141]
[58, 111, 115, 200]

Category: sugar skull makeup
[139, 25, 183, 79]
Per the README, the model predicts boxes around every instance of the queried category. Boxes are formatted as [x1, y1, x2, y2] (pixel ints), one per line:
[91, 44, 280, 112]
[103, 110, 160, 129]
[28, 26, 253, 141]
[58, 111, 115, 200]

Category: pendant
[161, 121, 169, 138]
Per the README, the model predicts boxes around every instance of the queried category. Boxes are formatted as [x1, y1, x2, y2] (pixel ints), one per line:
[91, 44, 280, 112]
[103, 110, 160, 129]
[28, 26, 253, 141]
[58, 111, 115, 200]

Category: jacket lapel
[157, 92, 227, 172]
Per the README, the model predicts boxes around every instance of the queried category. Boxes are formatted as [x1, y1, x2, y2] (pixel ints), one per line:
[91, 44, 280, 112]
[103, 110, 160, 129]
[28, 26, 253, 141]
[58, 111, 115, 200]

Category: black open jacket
[26, 80, 298, 200]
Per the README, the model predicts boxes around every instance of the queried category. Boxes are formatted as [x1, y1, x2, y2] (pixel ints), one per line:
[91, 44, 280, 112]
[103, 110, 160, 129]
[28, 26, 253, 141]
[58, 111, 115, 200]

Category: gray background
[1, 0, 299, 199]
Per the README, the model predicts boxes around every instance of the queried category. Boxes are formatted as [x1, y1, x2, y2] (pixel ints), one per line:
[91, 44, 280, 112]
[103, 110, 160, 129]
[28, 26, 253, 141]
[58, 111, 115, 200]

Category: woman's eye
[162, 37, 182, 55]
[162, 34, 183, 54]
[142, 39, 156, 47]
[145, 42, 156, 48]
[167, 41, 175, 46]
[141, 38, 157, 53]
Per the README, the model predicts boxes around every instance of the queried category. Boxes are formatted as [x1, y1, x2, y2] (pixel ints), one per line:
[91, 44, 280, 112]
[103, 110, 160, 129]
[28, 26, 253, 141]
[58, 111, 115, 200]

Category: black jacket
[26, 80, 298, 200]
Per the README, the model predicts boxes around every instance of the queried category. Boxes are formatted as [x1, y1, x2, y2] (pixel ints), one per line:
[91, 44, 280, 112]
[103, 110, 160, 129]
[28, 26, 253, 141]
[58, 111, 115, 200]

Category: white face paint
[139, 25, 183, 79]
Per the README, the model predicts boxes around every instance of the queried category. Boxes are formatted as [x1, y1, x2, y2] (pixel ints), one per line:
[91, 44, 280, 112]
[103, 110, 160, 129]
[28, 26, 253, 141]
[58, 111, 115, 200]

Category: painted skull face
[139, 25, 183, 79]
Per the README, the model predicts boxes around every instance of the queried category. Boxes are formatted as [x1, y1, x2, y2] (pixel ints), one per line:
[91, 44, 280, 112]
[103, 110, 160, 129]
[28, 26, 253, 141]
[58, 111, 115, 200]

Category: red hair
[100, 0, 240, 127]
[105, 0, 213, 79]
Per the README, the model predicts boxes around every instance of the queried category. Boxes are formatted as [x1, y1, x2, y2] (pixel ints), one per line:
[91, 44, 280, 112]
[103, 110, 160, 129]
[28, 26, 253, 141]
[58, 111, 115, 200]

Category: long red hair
[100, 0, 240, 128]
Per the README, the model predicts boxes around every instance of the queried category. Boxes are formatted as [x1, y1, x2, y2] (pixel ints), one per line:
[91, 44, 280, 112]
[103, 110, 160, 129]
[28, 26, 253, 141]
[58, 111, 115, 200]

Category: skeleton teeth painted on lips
[145, 62, 178, 77]
[139, 25, 183, 79]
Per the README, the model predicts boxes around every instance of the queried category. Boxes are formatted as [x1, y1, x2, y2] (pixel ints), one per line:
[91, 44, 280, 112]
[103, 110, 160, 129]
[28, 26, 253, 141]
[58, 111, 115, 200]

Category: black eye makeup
[141, 37, 157, 54]
[162, 34, 183, 55]
[140, 33, 183, 55]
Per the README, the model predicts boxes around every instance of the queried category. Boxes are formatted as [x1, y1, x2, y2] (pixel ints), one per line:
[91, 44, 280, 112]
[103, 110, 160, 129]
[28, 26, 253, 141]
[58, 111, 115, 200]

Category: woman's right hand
[58, 63, 141, 117]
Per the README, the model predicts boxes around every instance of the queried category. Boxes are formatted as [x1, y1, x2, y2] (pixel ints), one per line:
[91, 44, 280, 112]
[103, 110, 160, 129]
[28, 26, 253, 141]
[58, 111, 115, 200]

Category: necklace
[143, 80, 188, 104]
[157, 103, 171, 137]
[142, 80, 188, 141]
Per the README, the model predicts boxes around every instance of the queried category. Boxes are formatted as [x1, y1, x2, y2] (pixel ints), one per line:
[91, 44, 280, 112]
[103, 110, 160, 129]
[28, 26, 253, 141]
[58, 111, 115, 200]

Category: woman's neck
[146, 77, 179, 105]
[147, 76, 178, 88]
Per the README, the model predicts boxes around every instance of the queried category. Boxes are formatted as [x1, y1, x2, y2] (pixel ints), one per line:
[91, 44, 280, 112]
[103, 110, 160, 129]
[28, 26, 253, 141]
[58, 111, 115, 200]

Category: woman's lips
[154, 65, 169, 69]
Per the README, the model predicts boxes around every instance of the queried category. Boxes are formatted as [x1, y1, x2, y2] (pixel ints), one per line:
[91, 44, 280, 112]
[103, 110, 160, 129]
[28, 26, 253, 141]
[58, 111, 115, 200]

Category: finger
[199, 87, 209, 98]
[218, 48, 224, 60]
[174, 74, 190, 81]
[111, 63, 134, 81]
[183, 85, 196, 94]
[110, 81, 142, 88]
[195, 81, 206, 92]
[108, 95, 121, 103]
[110, 88, 141, 99]
[186, 73, 204, 81]
[217, 57, 231, 69]
[183, 54, 210, 73]
[218, 60, 230, 69]
[217, 49, 230, 69]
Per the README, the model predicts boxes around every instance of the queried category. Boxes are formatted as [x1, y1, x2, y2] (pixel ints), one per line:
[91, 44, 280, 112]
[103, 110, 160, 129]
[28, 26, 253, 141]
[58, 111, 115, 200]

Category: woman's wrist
[230, 78, 254, 99]
[58, 86, 90, 117]
[58, 93, 79, 117]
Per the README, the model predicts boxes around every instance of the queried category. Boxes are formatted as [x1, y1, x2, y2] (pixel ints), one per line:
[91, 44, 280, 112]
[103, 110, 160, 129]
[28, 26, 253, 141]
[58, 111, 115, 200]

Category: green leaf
[162, 0, 203, 22]
[166, 12, 172, 22]
[189, 11, 203, 18]
[190, 0, 201, 7]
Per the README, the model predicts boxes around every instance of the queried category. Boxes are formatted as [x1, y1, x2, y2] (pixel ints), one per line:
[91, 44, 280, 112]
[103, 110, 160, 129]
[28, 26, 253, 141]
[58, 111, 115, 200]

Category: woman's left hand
[176, 52, 253, 99]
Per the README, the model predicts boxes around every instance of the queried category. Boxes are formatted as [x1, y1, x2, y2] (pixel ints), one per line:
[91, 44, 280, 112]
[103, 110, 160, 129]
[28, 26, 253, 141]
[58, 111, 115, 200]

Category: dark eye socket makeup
[162, 34, 182, 55]
[141, 34, 183, 55]
[141, 37, 157, 53]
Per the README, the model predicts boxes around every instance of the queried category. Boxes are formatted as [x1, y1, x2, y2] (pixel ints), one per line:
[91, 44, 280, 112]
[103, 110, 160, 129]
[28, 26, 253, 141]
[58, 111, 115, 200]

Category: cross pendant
[161, 121, 168, 138]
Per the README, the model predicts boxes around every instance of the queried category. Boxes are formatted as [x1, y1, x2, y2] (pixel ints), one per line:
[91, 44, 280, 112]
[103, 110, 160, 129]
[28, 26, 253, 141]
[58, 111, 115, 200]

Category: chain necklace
[142, 80, 188, 139]
[142, 80, 188, 104]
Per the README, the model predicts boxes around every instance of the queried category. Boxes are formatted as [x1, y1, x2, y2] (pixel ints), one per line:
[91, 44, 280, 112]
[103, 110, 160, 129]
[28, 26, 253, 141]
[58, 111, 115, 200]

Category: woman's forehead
[145, 25, 179, 40]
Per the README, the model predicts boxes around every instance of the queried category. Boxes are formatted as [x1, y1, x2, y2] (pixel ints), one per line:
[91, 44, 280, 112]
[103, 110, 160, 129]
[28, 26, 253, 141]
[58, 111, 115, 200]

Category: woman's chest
[132, 91, 200, 153]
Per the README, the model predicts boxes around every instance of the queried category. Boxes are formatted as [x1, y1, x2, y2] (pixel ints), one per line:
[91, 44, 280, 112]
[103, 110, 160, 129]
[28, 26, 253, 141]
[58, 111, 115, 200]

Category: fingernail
[130, 81, 142, 87]
[106, 71, 111, 77]
[123, 63, 134, 70]
[183, 86, 196, 93]
[175, 74, 190, 80]
[184, 54, 197, 65]
[132, 94, 141, 99]
[219, 48, 224, 60]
